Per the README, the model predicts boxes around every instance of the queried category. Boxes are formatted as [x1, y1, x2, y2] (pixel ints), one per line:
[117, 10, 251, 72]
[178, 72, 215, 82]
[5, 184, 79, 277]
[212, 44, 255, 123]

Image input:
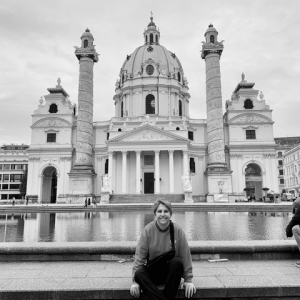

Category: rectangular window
[280, 179, 284, 184]
[10, 174, 22, 182]
[0, 165, 2, 170]
[104, 159, 108, 174]
[188, 131, 194, 141]
[16, 165, 23, 170]
[279, 170, 284, 175]
[10, 184, 20, 190]
[246, 130, 256, 139]
[0, 175, 1, 181]
[278, 160, 283, 166]
[1, 194, 8, 200]
[3, 164, 10, 170]
[2, 184, 8, 190]
[47, 133, 56, 143]
[11, 165, 16, 170]
[3, 175, 9, 182]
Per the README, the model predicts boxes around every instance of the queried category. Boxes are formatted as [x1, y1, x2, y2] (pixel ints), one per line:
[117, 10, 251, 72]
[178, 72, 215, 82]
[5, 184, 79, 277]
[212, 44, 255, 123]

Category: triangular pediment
[32, 117, 72, 128]
[229, 113, 273, 124]
[108, 124, 188, 144]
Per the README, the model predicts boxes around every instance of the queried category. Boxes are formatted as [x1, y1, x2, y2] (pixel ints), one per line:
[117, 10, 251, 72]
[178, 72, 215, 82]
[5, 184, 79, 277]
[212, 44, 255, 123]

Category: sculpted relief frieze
[206, 57, 220, 69]
[123, 130, 173, 142]
[231, 115, 269, 124]
[207, 98, 222, 111]
[208, 151, 225, 164]
[207, 129, 224, 143]
[207, 117, 223, 133]
[207, 108, 223, 120]
[206, 67, 220, 80]
[208, 140, 224, 154]
[34, 118, 70, 128]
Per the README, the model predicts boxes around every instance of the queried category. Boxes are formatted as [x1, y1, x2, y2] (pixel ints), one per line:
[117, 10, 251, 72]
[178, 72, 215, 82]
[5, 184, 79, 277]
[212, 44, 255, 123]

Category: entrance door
[144, 173, 154, 194]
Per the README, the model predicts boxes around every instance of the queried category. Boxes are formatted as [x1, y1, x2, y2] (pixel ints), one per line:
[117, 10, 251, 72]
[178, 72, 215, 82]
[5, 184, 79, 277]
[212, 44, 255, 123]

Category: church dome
[119, 17, 185, 81]
[81, 28, 93, 39]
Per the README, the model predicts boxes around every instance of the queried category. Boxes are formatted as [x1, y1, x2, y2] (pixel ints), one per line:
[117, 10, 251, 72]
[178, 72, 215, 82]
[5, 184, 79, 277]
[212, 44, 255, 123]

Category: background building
[0, 144, 28, 200]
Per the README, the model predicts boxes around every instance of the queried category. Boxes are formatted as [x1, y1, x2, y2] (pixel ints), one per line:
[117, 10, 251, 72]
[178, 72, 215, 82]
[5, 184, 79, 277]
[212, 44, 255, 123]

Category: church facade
[26, 18, 279, 204]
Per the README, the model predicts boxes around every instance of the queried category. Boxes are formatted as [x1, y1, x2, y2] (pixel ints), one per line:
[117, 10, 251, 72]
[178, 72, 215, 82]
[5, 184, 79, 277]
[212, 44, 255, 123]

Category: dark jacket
[286, 208, 300, 237]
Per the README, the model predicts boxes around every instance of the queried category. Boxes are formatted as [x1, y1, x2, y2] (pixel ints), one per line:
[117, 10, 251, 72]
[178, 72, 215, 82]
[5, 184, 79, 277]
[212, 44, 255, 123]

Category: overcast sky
[0, 0, 299, 145]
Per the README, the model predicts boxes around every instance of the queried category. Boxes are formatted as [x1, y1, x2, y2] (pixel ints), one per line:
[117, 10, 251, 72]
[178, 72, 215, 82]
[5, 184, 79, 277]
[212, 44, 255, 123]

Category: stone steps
[109, 194, 184, 203]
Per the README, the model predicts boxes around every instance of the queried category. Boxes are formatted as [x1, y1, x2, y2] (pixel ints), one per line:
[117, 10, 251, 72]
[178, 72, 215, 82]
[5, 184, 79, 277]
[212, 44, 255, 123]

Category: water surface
[0, 211, 292, 242]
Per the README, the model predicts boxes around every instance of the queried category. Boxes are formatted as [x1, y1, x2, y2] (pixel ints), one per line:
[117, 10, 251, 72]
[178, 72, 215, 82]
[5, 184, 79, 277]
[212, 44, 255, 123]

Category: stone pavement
[1, 259, 300, 299]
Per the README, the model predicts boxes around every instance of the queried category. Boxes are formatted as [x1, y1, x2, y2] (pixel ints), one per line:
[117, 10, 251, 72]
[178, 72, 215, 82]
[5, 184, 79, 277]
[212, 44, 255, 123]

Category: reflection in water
[0, 211, 294, 243]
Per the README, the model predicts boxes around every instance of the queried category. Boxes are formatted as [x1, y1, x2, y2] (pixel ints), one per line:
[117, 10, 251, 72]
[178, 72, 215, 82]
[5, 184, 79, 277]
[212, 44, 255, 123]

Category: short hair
[152, 199, 173, 216]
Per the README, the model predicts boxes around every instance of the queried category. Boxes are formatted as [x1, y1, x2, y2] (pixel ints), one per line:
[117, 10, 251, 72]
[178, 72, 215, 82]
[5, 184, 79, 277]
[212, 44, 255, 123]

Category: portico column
[136, 151, 141, 194]
[155, 150, 160, 194]
[108, 151, 113, 192]
[169, 150, 174, 193]
[122, 151, 127, 194]
[183, 150, 189, 175]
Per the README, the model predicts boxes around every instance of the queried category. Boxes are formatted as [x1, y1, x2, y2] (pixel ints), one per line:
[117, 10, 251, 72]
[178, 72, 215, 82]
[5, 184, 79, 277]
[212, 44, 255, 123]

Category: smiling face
[155, 204, 171, 228]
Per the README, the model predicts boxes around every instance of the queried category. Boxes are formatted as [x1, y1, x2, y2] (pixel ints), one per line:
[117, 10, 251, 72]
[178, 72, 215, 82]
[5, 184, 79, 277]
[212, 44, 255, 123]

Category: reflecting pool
[0, 211, 292, 242]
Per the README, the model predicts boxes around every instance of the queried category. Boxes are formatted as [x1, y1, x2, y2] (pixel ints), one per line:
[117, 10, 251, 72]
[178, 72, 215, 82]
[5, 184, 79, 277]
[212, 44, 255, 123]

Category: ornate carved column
[136, 151, 141, 194]
[168, 150, 174, 193]
[201, 24, 232, 202]
[68, 29, 99, 204]
[122, 151, 127, 194]
[155, 150, 160, 194]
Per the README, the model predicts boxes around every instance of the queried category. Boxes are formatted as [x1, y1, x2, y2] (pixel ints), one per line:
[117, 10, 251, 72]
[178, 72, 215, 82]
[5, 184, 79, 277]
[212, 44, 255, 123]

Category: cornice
[27, 147, 74, 153]
[226, 144, 276, 150]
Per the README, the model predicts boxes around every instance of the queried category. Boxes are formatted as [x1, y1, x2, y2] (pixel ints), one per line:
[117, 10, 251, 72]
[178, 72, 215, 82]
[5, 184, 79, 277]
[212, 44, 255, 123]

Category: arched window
[179, 100, 182, 116]
[190, 158, 196, 173]
[150, 33, 153, 43]
[210, 35, 215, 43]
[156, 35, 158, 43]
[121, 101, 124, 117]
[146, 35, 148, 43]
[146, 94, 155, 114]
[244, 99, 254, 109]
[49, 104, 58, 113]
[177, 72, 181, 82]
[84, 39, 88, 48]
[278, 152, 282, 157]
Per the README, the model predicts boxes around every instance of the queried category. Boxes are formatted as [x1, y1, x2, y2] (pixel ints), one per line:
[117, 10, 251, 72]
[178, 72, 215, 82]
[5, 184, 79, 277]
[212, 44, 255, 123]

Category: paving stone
[6, 278, 65, 291]
[0, 269, 44, 279]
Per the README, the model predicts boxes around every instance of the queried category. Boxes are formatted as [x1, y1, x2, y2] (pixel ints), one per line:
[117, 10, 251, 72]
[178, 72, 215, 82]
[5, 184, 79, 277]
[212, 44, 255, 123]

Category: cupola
[143, 14, 160, 45]
[81, 28, 94, 48]
[204, 24, 218, 43]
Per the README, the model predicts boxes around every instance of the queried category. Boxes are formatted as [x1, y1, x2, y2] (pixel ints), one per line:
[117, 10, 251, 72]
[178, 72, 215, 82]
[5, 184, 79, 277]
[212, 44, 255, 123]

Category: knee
[134, 266, 147, 282]
[169, 257, 184, 271]
[292, 226, 300, 236]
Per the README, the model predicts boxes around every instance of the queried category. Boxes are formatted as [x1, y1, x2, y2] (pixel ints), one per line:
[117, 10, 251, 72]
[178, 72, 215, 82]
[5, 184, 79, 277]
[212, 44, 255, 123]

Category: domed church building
[26, 18, 279, 204]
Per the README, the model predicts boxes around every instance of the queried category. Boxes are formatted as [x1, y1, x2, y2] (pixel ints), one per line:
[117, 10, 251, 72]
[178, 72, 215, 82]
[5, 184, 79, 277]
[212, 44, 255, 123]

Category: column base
[205, 166, 232, 203]
[68, 168, 96, 197]
[184, 191, 194, 203]
[100, 191, 110, 203]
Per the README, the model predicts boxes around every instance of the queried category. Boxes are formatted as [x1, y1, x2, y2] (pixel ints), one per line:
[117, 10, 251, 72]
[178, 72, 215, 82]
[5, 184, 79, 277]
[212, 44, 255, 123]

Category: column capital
[154, 150, 160, 154]
[135, 150, 141, 154]
[182, 150, 188, 155]
[168, 150, 174, 154]
[122, 150, 127, 154]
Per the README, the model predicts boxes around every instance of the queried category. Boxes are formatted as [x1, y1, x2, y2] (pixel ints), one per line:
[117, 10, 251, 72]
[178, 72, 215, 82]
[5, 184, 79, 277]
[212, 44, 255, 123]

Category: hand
[130, 283, 140, 298]
[182, 282, 196, 298]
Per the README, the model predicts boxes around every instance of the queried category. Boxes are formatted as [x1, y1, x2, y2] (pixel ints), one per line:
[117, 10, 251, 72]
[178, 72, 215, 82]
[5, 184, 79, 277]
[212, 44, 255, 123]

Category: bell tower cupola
[81, 28, 94, 48]
[144, 12, 160, 45]
[204, 23, 218, 44]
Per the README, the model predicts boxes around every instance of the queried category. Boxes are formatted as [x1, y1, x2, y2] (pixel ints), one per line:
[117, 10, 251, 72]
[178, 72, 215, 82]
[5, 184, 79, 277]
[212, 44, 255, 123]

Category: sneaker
[295, 262, 300, 268]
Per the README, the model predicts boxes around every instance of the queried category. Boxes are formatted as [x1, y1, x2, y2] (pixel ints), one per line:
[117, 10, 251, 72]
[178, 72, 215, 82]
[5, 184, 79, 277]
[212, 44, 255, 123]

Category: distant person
[92, 198, 97, 208]
[88, 198, 91, 206]
[84, 198, 88, 208]
[286, 199, 300, 267]
[12, 197, 15, 206]
[26, 197, 29, 205]
[130, 199, 196, 299]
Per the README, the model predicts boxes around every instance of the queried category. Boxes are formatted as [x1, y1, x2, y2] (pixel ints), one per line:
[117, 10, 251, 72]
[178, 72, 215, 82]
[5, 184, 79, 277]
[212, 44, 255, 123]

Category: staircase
[109, 194, 184, 203]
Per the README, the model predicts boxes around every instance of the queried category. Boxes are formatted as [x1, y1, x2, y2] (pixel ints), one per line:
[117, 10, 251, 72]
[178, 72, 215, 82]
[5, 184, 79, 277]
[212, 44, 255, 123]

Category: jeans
[134, 257, 184, 300]
[292, 225, 300, 251]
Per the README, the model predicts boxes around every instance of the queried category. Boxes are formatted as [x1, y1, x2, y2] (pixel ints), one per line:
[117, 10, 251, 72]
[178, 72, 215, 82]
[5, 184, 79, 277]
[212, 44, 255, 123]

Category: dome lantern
[144, 13, 160, 45]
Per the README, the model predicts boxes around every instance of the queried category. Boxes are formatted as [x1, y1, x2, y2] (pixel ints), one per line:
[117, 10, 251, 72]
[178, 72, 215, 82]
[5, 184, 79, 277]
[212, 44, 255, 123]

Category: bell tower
[68, 28, 99, 203]
[201, 24, 232, 202]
